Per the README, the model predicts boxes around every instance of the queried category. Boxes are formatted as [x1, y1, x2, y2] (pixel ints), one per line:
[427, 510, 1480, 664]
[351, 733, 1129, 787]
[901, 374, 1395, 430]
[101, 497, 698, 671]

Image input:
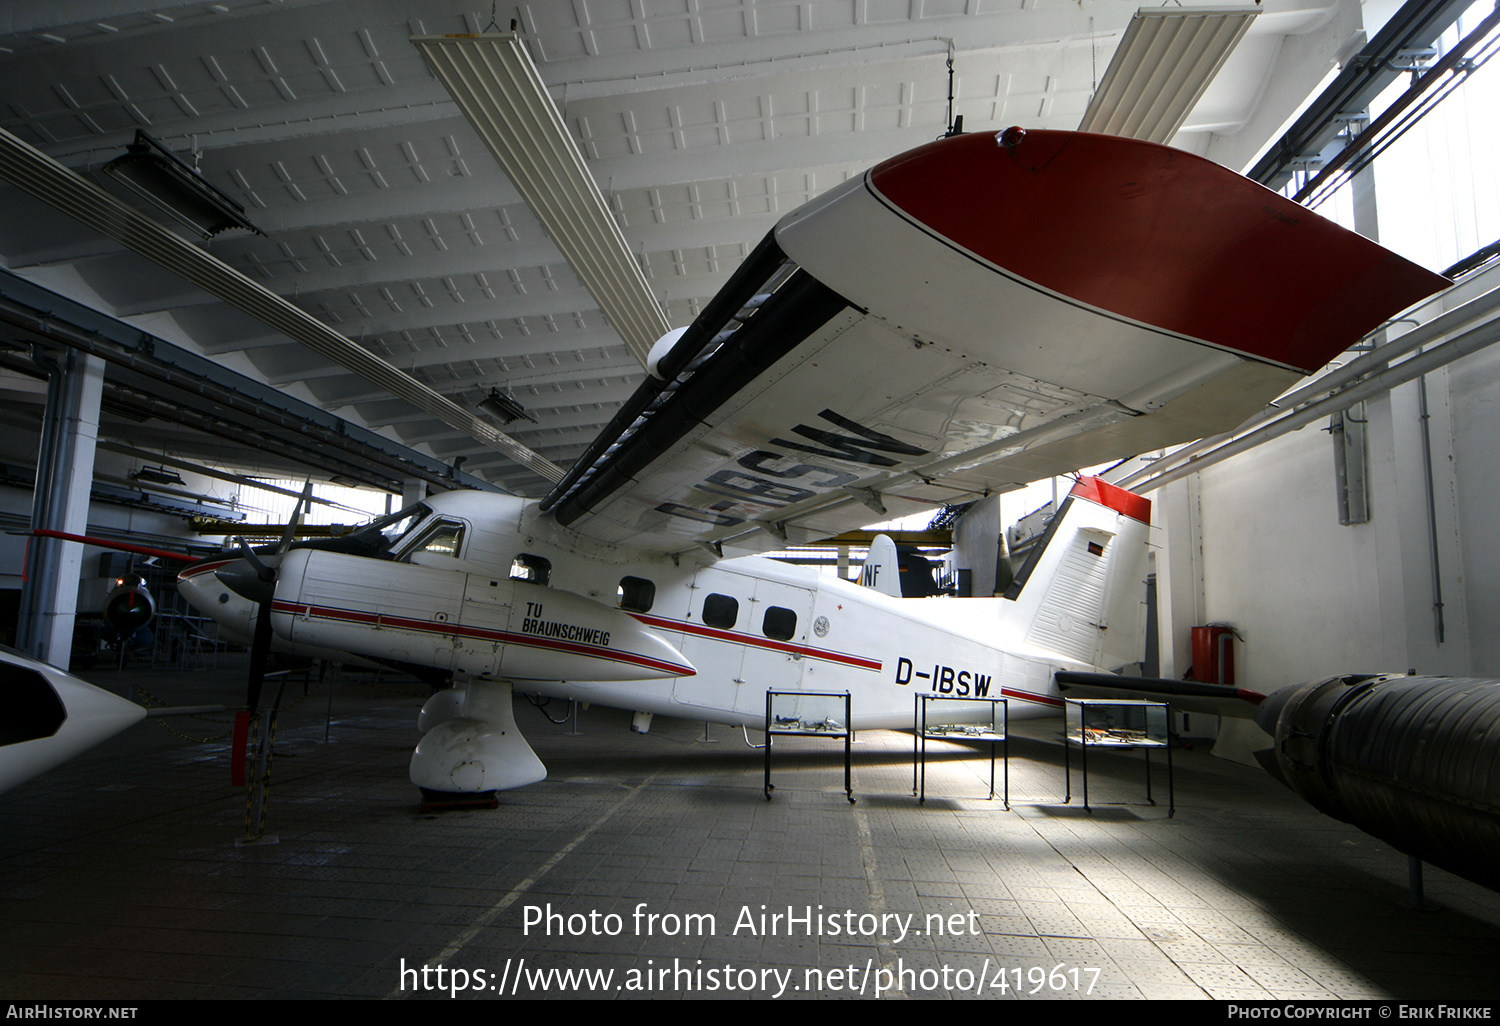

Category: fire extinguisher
[1190, 624, 1241, 685]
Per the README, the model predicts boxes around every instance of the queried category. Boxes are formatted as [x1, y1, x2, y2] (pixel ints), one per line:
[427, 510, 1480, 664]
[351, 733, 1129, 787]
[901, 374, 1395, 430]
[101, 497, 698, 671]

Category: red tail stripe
[1070, 477, 1151, 525]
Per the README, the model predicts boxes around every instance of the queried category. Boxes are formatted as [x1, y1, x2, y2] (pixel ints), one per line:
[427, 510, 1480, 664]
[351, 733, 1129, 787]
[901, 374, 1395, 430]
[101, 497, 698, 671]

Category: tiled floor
[4, 660, 1500, 1000]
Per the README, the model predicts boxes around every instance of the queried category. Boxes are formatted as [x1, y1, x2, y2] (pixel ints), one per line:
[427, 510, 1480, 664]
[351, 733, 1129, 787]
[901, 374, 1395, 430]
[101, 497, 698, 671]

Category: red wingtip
[1069, 477, 1151, 525]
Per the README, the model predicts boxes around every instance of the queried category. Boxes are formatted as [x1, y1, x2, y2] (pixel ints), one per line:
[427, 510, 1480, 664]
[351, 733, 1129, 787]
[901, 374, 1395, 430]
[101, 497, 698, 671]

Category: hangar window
[618, 576, 655, 612]
[703, 593, 738, 629]
[762, 606, 798, 642]
[400, 519, 465, 560]
[510, 554, 551, 586]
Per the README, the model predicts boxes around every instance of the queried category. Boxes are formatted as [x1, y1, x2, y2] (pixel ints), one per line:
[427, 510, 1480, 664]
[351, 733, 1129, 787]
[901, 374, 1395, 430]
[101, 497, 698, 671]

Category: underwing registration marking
[658, 408, 930, 528]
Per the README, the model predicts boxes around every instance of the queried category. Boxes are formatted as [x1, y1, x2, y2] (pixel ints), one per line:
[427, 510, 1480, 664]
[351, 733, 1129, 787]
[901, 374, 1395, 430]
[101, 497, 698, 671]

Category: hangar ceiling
[0, 0, 1364, 497]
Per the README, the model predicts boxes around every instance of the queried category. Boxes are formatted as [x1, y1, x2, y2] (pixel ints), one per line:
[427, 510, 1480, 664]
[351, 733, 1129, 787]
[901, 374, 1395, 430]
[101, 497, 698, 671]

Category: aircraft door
[736, 577, 815, 720]
[671, 567, 749, 720]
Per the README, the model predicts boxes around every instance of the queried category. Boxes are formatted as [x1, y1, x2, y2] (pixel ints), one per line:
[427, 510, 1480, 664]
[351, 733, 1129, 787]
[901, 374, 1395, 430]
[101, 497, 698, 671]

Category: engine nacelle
[1256, 673, 1500, 891]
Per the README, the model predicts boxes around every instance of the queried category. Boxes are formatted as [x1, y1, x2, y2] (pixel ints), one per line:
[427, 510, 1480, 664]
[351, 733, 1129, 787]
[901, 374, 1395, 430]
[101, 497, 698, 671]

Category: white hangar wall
[1153, 263, 1500, 700]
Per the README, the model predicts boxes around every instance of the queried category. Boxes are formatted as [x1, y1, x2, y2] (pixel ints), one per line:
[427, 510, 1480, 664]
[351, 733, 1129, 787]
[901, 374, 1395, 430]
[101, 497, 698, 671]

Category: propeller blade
[233, 536, 278, 582]
[246, 591, 274, 715]
[277, 480, 313, 555]
[223, 527, 292, 715]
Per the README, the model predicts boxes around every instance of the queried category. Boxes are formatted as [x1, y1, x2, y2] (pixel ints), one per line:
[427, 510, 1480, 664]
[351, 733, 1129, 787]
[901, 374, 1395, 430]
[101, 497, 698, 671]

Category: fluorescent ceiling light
[1079, 7, 1260, 145]
[412, 32, 669, 369]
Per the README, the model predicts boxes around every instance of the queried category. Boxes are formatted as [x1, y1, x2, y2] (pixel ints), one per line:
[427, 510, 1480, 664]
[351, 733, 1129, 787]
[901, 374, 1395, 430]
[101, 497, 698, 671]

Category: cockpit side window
[397, 518, 467, 561]
[618, 576, 655, 612]
[510, 554, 551, 586]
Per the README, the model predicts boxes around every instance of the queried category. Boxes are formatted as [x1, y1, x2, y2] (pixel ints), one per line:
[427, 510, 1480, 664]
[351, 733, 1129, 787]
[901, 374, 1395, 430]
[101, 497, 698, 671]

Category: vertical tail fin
[1001, 477, 1152, 671]
[858, 534, 903, 597]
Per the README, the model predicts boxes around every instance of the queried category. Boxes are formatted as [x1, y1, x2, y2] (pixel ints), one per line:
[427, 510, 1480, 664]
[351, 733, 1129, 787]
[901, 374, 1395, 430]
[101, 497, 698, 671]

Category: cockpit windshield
[318, 502, 432, 560]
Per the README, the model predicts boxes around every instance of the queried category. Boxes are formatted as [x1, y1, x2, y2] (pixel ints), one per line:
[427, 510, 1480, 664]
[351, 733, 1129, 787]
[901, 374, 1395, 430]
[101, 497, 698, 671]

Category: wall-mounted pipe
[1117, 284, 1500, 492]
[1121, 314, 1500, 494]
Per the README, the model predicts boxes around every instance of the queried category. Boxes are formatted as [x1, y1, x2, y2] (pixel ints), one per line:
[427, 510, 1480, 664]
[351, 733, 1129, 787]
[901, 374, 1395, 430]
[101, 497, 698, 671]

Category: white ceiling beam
[0, 124, 564, 484]
[37, 80, 460, 168]
[266, 342, 643, 388]
[198, 320, 629, 361]
[585, 135, 887, 195]
[222, 211, 769, 301]
[302, 268, 732, 340]
[324, 362, 646, 408]
[322, 372, 644, 413]
[533, 10, 1141, 97]
[365, 399, 621, 433]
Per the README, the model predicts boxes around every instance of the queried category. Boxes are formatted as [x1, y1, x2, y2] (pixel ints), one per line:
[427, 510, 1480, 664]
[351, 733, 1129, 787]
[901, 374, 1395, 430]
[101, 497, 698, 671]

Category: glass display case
[1063, 699, 1173, 816]
[912, 694, 1008, 807]
[763, 690, 854, 803]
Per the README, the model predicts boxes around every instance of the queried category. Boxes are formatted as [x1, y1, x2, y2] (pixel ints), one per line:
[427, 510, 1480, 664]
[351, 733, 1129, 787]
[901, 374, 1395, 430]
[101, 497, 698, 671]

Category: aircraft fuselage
[180, 480, 1149, 738]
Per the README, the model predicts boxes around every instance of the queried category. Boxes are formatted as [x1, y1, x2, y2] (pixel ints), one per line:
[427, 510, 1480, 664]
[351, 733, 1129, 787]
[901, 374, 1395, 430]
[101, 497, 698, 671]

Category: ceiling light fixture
[478, 388, 537, 425]
[130, 465, 186, 486]
[1078, 7, 1260, 145]
[102, 130, 264, 240]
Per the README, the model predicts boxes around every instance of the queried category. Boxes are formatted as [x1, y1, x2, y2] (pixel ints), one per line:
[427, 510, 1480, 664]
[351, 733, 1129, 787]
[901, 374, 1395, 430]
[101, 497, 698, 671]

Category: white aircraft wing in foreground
[540, 130, 1448, 556]
[0, 645, 145, 795]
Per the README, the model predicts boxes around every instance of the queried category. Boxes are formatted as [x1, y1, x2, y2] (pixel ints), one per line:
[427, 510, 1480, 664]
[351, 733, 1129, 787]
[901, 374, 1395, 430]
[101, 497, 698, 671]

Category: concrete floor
[4, 659, 1500, 1001]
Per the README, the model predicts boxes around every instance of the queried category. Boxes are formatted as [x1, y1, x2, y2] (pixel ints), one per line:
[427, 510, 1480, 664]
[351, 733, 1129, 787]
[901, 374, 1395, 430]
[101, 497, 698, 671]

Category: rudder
[1001, 478, 1152, 672]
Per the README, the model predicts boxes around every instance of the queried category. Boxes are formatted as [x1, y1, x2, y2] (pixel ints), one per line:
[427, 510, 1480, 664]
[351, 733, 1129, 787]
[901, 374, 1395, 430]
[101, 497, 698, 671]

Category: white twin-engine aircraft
[178, 128, 1447, 797]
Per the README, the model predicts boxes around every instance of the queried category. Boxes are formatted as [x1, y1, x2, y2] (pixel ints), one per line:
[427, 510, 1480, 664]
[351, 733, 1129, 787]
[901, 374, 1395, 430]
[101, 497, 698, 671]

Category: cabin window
[510, 553, 551, 585]
[763, 606, 798, 642]
[400, 519, 465, 560]
[618, 576, 655, 612]
[703, 593, 738, 629]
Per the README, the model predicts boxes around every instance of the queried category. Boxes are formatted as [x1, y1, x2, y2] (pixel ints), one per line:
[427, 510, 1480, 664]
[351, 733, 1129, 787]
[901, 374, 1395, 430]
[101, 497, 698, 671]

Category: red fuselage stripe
[630, 612, 884, 671]
[178, 558, 234, 581]
[1001, 687, 1065, 708]
[268, 601, 693, 676]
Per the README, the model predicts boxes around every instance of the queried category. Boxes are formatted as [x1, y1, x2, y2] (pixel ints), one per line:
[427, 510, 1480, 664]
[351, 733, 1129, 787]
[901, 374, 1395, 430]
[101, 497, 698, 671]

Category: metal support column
[18, 349, 104, 669]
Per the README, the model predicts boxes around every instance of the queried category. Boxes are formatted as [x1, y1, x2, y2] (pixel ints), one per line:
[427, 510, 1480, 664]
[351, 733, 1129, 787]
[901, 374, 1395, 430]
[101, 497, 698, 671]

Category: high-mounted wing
[542, 130, 1449, 554]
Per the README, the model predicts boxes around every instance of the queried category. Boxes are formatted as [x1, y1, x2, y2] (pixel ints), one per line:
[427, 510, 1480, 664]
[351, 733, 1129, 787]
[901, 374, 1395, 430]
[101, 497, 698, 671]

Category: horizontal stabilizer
[1055, 670, 1265, 718]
